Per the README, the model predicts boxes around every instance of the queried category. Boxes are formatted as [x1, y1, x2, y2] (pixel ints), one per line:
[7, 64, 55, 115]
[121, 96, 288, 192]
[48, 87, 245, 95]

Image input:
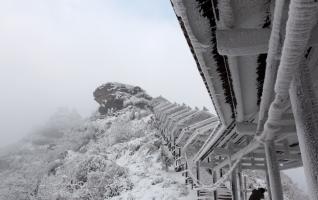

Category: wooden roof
[170, 0, 306, 170]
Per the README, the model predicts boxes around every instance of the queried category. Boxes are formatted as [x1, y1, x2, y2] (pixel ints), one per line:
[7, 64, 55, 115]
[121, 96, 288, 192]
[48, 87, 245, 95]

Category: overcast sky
[0, 0, 214, 147]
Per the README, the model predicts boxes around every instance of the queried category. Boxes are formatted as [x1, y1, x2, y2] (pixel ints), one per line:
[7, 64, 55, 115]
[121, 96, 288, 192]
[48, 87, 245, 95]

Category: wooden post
[196, 161, 200, 183]
[264, 161, 273, 200]
[228, 142, 239, 200]
[290, 58, 318, 200]
[196, 161, 200, 197]
[231, 168, 239, 200]
[243, 175, 247, 200]
[220, 166, 223, 177]
[185, 162, 188, 184]
[213, 170, 218, 200]
[264, 140, 284, 200]
[238, 168, 244, 200]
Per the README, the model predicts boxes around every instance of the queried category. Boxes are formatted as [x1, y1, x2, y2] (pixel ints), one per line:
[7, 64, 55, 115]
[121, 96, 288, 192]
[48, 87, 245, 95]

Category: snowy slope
[0, 103, 195, 200]
[0, 83, 310, 200]
[37, 111, 193, 199]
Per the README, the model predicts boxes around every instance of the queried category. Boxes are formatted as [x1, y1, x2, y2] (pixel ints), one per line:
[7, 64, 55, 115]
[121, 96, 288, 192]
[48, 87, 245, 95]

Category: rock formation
[93, 82, 152, 115]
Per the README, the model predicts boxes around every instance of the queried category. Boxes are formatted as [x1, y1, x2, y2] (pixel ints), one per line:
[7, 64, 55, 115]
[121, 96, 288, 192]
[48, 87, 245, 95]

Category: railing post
[238, 167, 244, 200]
[231, 168, 239, 200]
[196, 161, 200, 183]
[196, 161, 200, 197]
[243, 175, 247, 200]
[264, 140, 284, 200]
[213, 170, 218, 200]
[264, 161, 272, 200]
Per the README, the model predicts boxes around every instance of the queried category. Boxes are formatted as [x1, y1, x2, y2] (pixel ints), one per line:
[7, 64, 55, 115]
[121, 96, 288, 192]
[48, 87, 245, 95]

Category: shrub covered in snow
[108, 120, 146, 145]
[72, 155, 133, 199]
[159, 145, 174, 171]
[36, 153, 133, 200]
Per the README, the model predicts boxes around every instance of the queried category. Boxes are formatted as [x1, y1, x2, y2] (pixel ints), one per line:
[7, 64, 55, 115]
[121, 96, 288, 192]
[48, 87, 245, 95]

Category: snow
[171, 0, 233, 125]
[113, 139, 196, 200]
[0, 87, 312, 200]
[0, 103, 199, 200]
[87, 111, 197, 200]
[155, 97, 310, 199]
[97, 82, 136, 91]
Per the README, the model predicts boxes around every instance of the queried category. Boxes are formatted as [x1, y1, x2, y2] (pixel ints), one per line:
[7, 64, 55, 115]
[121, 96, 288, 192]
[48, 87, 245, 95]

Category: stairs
[217, 184, 233, 200]
[196, 184, 232, 200]
[175, 160, 232, 200]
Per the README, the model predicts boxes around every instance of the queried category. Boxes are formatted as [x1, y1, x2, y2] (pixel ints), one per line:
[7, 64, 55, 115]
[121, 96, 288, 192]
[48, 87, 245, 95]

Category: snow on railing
[156, 1, 318, 197]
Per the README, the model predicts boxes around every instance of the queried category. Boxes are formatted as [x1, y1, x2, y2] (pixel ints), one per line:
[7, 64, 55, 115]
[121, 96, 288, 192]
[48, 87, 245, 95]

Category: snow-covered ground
[112, 136, 196, 200]
[0, 105, 196, 200]
[0, 82, 310, 199]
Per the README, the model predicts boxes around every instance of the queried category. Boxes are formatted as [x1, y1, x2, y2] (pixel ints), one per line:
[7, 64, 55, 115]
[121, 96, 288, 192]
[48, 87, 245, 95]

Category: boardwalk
[152, 1, 318, 200]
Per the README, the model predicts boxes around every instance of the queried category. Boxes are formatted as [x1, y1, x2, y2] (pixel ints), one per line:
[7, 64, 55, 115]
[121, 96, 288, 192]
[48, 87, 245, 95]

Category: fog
[0, 0, 309, 194]
[0, 0, 214, 147]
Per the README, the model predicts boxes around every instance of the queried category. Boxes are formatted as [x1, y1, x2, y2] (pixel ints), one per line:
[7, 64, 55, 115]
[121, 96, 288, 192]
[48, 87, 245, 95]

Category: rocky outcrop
[93, 82, 152, 115]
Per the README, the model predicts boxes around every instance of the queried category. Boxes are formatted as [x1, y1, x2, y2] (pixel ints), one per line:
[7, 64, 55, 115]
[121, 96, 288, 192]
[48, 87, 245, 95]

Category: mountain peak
[93, 82, 152, 115]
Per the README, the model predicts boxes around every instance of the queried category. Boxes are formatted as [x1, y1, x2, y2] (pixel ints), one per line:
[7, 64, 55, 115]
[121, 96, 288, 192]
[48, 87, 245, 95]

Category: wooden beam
[216, 26, 318, 56]
[211, 147, 230, 156]
[279, 161, 303, 170]
[212, 140, 301, 172]
[236, 122, 257, 136]
[236, 121, 296, 138]
[240, 160, 265, 165]
[216, 28, 270, 56]
[240, 166, 266, 170]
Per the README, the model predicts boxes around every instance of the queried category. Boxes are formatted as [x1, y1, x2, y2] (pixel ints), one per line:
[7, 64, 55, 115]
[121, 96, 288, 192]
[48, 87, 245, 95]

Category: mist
[0, 0, 310, 197]
[0, 0, 213, 147]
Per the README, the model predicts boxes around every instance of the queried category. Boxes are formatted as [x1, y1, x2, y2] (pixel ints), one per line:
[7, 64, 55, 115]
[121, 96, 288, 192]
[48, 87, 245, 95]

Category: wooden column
[238, 168, 244, 200]
[228, 142, 240, 200]
[231, 168, 239, 200]
[264, 161, 273, 200]
[264, 140, 284, 200]
[185, 162, 188, 184]
[196, 161, 200, 197]
[290, 58, 318, 200]
[243, 175, 247, 200]
[213, 170, 218, 200]
[196, 161, 200, 183]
